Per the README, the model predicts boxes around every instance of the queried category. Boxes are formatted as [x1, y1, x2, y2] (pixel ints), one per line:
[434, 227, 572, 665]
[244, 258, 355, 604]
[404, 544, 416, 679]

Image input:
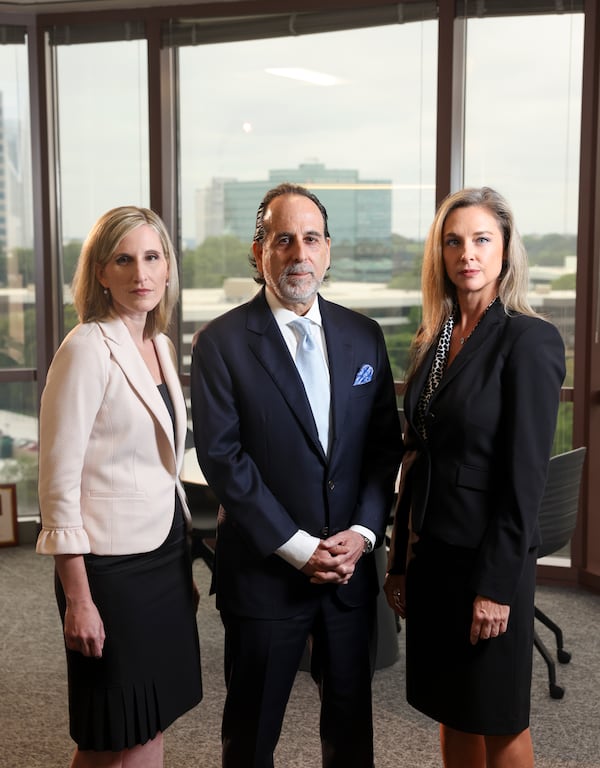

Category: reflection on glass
[178, 22, 438, 376]
[56, 40, 150, 336]
[0, 40, 35, 369]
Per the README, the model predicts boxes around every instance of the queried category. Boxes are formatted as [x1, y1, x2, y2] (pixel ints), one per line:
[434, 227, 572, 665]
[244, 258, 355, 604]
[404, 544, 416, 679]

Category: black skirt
[56, 500, 202, 751]
[405, 536, 536, 735]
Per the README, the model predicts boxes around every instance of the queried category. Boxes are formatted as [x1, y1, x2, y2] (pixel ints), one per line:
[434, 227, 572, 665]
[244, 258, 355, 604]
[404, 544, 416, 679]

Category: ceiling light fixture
[265, 67, 341, 86]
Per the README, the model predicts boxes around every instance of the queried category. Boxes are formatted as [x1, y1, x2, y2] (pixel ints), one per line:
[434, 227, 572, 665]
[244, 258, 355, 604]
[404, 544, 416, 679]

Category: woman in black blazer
[384, 187, 565, 768]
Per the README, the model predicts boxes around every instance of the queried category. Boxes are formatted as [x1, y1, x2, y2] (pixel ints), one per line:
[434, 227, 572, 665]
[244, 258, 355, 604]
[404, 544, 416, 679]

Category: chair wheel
[557, 649, 571, 664]
[550, 683, 565, 699]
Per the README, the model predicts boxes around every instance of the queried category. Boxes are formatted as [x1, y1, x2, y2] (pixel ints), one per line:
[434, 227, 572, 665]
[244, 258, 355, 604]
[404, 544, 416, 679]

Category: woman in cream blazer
[36, 207, 202, 768]
[37, 316, 189, 556]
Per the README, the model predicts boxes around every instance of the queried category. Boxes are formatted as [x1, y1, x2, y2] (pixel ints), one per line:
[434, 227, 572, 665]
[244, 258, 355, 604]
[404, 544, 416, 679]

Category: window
[54, 36, 149, 333]
[463, 10, 584, 560]
[464, 12, 583, 458]
[0, 31, 37, 519]
[176, 12, 437, 378]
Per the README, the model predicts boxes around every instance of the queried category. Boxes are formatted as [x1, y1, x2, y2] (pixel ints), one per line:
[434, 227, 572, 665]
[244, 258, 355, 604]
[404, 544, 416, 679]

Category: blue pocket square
[353, 364, 374, 386]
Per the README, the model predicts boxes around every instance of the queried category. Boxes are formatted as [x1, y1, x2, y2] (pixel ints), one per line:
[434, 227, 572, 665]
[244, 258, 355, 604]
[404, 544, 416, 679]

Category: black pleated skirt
[55, 499, 202, 751]
[405, 536, 536, 735]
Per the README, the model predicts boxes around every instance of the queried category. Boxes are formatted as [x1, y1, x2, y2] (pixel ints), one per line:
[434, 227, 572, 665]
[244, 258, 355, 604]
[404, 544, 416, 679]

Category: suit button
[328, 480, 335, 490]
[321, 527, 329, 537]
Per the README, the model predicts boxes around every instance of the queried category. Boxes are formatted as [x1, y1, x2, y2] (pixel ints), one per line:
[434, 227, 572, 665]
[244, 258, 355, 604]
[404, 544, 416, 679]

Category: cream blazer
[36, 316, 191, 556]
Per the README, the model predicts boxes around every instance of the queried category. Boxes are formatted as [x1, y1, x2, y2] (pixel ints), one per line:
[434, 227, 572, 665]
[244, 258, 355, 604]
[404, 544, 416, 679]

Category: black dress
[55, 383, 202, 751]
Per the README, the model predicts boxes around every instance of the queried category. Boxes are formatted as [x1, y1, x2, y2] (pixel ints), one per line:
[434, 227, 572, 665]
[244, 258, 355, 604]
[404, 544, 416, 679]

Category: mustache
[283, 264, 316, 278]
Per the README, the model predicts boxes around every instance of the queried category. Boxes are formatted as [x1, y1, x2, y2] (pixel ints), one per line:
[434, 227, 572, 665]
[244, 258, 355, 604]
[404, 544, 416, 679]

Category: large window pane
[464, 12, 583, 563]
[0, 36, 37, 526]
[55, 39, 150, 334]
[178, 21, 437, 377]
[464, 14, 582, 389]
[0, 39, 34, 369]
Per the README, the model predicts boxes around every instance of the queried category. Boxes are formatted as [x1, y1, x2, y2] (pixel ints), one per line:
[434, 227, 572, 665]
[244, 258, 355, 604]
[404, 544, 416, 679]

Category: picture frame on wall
[0, 483, 18, 547]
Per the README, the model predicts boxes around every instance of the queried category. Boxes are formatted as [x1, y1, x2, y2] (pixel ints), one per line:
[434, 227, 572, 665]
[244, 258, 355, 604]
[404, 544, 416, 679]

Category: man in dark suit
[190, 183, 402, 768]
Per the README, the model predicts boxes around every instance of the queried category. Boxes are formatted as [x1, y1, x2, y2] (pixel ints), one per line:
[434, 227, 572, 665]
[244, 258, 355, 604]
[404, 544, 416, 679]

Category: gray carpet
[1, 544, 600, 767]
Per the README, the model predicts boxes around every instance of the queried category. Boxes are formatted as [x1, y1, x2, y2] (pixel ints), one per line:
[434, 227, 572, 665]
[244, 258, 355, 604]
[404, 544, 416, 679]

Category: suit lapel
[97, 318, 177, 468]
[405, 301, 506, 428]
[246, 290, 326, 458]
[429, 300, 505, 403]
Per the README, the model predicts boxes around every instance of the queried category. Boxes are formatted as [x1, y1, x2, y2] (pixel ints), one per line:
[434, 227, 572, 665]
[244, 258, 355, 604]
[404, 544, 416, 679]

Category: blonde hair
[408, 186, 539, 378]
[71, 206, 179, 338]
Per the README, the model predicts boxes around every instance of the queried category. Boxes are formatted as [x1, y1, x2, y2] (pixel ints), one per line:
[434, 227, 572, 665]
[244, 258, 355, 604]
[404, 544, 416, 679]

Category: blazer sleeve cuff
[36, 526, 91, 556]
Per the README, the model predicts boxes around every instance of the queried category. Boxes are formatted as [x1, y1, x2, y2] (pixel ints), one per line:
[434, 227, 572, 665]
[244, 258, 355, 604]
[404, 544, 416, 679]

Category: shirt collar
[264, 287, 323, 329]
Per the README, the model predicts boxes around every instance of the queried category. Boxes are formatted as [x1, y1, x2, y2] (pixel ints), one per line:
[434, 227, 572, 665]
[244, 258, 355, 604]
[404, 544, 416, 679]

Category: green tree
[382, 305, 422, 381]
[523, 233, 577, 266]
[64, 303, 79, 336]
[388, 269, 422, 290]
[13, 248, 35, 287]
[181, 235, 250, 289]
[552, 273, 576, 290]
[389, 234, 424, 288]
[63, 240, 83, 285]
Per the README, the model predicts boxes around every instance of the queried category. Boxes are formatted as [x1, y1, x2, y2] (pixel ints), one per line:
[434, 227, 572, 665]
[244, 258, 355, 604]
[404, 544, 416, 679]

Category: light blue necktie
[289, 317, 330, 453]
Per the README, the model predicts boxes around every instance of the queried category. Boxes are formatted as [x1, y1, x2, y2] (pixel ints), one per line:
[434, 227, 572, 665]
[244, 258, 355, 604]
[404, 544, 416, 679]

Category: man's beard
[277, 264, 323, 304]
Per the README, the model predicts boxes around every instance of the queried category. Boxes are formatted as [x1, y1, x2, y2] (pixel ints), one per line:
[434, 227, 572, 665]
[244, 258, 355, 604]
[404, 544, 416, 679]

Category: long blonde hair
[407, 186, 539, 379]
[71, 206, 179, 338]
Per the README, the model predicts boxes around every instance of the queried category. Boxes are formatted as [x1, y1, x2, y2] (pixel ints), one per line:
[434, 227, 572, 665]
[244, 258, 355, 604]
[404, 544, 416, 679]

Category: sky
[0, 12, 585, 246]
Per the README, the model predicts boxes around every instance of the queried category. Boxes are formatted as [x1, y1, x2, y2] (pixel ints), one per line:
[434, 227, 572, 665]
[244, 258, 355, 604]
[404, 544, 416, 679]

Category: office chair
[535, 446, 586, 699]
[182, 478, 219, 571]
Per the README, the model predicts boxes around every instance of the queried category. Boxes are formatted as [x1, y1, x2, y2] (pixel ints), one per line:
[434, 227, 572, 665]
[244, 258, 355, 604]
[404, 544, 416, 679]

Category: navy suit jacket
[191, 288, 402, 619]
[389, 300, 566, 605]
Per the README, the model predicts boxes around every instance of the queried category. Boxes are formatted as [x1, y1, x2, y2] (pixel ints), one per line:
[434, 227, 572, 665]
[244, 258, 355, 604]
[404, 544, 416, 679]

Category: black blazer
[389, 300, 565, 605]
[191, 288, 402, 619]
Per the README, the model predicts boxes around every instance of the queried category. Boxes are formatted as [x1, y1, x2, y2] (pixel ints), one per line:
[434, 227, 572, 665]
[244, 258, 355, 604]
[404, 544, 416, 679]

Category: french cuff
[350, 524, 375, 552]
[275, 529, 321, 570]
